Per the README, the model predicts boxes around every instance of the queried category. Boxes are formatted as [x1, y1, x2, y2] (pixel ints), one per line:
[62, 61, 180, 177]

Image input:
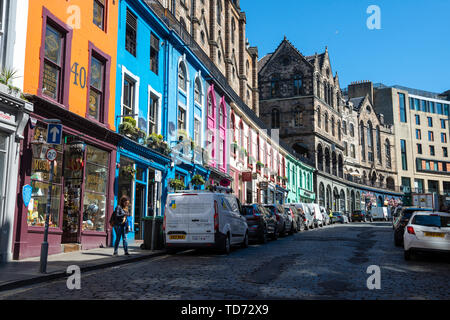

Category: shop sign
[259, 182, 268, 189]
[242, 171, 252, 182]
[0, 109, 15, 124]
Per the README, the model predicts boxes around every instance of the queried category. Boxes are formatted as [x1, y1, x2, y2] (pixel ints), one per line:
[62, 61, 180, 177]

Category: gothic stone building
[258, 39, 402, 212]
[258, 39, 348, 211]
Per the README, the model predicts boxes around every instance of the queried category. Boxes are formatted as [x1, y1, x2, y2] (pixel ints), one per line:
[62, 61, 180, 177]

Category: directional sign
[46, 148, 58, 161]
[47, 124, 63, 145]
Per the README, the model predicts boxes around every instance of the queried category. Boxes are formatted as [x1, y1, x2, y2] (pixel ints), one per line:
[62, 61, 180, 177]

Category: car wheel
[272, 229, 279, 240]
[221, 233, 231, 255]
[404, 249, 412, 261]
[260, 227, 268, 244]
[394, 234, 402, 247]
[290, 224, 295, 235]
[242, 232, 249, 249]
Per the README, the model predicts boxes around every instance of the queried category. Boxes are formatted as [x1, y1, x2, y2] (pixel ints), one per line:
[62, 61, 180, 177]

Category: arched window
[342, 121, 347, 135]
[317, 108, 321, 128]
[367, 121, 374, 162]
[180, 17, 187, 30]
[376, 126, 382, 164]
[350, 123, 355, 137]
[272, 108, 280, 128]
[338, 121, 341, 140]
[385, 139, 391, 168]
[231, 18, 236, 44]
[360, 121, 365, 161]
[316, 78, 321, 98]
[294, 107, 303, 127]
[178, 62, 187, 91]
[293, 75, 302, 95]
[331, 116, 335, 136]
[324, 112, 329, 132]
[217, 0, 222, 25]
[207, 90, 214, 118]
[194, 77, 202, 104]
[219, 100, 225, 127]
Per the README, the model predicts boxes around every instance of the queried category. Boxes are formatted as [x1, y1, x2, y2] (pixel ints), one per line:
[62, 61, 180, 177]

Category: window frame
[125, 8, 137, 57]
[93, 0, 107, 31]
[150, 32, 160, 75]
[38, 7, 73, 108]
[86, 42, 111, 126]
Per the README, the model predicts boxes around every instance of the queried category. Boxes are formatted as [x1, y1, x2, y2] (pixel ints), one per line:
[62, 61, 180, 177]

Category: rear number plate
[169, 235, 186, 240]
[424, 232, 445, 238]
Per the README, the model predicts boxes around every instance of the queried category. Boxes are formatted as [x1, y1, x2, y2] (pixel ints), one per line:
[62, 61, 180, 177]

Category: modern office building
[373, 83, 450, 196]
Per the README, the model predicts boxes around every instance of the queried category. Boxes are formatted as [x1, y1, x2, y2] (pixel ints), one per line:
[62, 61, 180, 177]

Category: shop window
[28, 125, 63, 228]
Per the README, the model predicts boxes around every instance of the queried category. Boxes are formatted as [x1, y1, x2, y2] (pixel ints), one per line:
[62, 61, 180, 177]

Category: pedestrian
[111, 195, 131, 256]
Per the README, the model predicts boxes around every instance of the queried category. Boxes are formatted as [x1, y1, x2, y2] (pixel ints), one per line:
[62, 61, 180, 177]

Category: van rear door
[188, 194, 215, 242]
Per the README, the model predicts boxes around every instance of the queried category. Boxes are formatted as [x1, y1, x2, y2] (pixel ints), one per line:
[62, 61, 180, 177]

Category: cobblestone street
[1, 222, 449, 300]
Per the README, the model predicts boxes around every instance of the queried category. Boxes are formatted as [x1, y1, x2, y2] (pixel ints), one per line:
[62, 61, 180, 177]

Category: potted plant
[121, 164, 136, 179]
[169, 178, 185, 191]
[0, 67, 21, 98]
[191, 174, 205, 190]
[119, 117, 138, 139]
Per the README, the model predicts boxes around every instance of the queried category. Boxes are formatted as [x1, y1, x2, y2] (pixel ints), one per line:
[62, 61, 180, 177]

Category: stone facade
[156, 0, 258, 113]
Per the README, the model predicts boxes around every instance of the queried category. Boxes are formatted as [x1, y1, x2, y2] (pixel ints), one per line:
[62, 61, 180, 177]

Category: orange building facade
[13, 0, 121, 259]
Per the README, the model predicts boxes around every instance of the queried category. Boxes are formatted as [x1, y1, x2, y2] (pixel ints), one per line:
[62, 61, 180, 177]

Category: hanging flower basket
[191, 174, 205, 189]
[169, 179, 185, 191]
[121, 165, 136, 179]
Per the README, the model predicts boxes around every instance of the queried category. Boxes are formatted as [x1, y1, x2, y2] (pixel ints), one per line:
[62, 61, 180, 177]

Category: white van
[163, 191, 248, 254]
[292, 203, 315, 230]
[371, 207, 389, 221]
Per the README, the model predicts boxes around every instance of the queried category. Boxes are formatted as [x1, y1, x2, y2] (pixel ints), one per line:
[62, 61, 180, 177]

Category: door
[134, 183, 145, 240]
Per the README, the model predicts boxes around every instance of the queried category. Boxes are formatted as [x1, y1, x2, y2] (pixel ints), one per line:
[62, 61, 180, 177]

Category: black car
[351, 210, 373, 222]
[393, 207, 433, 246]
[242, 204, 278, 243]
[263, 204, 290, 237]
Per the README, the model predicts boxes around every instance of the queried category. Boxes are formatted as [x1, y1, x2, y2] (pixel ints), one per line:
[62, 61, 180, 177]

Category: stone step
[62, 244, 81, 253]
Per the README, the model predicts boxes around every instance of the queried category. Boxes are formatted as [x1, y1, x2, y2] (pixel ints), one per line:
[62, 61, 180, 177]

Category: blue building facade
[113, 0, 212, 244]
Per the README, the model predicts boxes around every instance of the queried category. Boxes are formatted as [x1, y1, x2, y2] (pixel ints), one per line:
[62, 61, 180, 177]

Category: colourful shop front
[114, 137, 171, 245]
[13, 97, 120, 259]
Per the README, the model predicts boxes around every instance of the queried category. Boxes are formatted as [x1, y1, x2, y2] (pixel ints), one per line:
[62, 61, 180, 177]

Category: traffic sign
[46, 148, 58, 161]
[47, 124, 63, 145]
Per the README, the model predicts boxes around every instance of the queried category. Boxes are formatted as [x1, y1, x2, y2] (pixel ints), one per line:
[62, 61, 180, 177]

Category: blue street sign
[47, 124, 63, 145]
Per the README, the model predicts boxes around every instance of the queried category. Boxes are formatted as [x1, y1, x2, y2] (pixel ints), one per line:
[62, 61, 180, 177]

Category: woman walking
[111, 196, 131, 256]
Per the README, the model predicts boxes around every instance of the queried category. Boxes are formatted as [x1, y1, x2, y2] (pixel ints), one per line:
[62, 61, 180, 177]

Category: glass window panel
[429, 101, 435, 113]
[44, 25, 62, 65]
[86, 145, 109, 167]
[90, 56, 103, 90]
[0, 134, 6, 151]
[93, 0, 105, 30]
[85, 163, 108, 194]
[42, 62, 60, 100]
[28, 181, 61, 228]
[82, 191, 106, 231]
[88, 90, 101, 119]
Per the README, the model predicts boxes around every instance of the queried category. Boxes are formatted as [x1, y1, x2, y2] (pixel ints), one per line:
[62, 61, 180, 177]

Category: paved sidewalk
[0, 244, 166, 292]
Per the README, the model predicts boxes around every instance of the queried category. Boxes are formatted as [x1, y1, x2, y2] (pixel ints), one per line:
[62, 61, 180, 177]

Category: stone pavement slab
[0, 244, 165, 292]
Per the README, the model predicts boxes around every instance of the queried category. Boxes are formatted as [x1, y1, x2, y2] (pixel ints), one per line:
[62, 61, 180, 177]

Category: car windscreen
[412, 215, 450, 228]
[333, 213, 341, 216]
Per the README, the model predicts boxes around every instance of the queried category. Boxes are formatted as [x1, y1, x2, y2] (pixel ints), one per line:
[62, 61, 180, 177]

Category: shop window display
[82, 145, 109, 232]
[28, 125, 63, 228]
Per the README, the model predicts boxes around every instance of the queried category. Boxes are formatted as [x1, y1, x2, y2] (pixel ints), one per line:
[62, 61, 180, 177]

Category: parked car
[371, 207, 389, 221]
[307, 203, 324, 228]
[264, 204, 292, 237]
[283, 206, 297, 234]
[392, 206, 403, 228]
[292, 203, 315, 230]
[331, 212, 350, 224]
[242, 204, 278, 244]
[321, 207, 331, 226]
[403, 211, 450, 260]
[351, 210, 373, 222]
[288, 205, 306, 232]
[164, 190, 248, 255]
[393, 207, 433, 247]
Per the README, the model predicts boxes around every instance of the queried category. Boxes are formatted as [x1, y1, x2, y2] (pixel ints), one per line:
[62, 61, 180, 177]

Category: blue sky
[245, 0, 450, 94]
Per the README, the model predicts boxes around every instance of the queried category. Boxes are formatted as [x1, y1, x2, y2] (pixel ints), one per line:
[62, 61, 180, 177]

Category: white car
[163, 190, 248, 254]
[292, 203, 315, 230]
[307, 203, 324, 228]
[403, 211, 450, 260]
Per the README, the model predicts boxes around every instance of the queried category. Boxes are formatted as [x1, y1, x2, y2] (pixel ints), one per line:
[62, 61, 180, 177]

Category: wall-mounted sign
[242, 171, 252, 182]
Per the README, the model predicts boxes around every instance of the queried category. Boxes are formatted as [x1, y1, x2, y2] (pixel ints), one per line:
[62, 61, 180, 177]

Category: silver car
[332, 212, 350, 224]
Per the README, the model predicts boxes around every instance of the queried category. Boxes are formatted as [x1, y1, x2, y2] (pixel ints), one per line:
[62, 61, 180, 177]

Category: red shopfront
[12, 97, 119, 260]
